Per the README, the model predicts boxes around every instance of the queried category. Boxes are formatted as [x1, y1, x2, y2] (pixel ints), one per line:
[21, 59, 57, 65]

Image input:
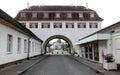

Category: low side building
[75, 21, 120, 66]
[0, 9, 43, 66]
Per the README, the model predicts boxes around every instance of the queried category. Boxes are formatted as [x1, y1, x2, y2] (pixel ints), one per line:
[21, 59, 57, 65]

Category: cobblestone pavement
[20, 55, 102, 75]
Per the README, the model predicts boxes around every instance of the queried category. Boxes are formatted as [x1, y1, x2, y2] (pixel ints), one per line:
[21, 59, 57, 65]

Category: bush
[105, 54, 114, 62]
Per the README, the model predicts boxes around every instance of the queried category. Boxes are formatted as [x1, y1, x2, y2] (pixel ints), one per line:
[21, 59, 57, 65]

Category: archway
[42, 35, 73, 54]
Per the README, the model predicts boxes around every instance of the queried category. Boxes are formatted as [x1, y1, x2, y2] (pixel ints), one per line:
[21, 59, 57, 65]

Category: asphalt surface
[20, 55, 102, 75]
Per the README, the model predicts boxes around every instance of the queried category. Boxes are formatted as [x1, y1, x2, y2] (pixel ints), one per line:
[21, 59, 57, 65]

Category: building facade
[75, 21, 120, 66]
[15, 6, 103, 53]
[0, 9, 43, 66]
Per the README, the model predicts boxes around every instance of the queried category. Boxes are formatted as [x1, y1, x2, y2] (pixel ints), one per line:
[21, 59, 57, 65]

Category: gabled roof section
[22, 5, 93, 11]
[0, 9, 43, 42]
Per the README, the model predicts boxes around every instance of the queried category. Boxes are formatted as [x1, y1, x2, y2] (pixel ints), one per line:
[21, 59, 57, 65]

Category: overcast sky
[0, 0, 120, 28]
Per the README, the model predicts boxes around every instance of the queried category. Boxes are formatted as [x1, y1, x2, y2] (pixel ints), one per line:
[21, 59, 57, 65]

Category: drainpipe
[27, 37, 31, 60]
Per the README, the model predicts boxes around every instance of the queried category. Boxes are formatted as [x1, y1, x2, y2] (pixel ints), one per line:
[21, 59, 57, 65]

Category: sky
[0, 0, 120, 28]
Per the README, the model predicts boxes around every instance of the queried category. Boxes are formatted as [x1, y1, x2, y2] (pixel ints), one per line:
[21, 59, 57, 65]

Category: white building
[15, 6, 103, 53]
[0, 9, 43, 66]
[75, 21, 120, 68]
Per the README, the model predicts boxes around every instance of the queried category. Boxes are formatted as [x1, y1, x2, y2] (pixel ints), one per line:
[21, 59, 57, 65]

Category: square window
[67, 13, 72, 18]
[56, 13, 60, 18]
[32, 12, 37, 18]
[79, 12, 83, 18]
[78, 23, 86, 28]
[30, 23, 38, 28]
[20, 12, 26, 17]
[54, 23, 62, 28]
[44, 12, 49, 18]
[42, 23, 50, 28]
[66, 23, 74, 28]
[90, 23, 98, 28]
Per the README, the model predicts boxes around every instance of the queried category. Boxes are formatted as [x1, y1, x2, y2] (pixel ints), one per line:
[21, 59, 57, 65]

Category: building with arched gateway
[15, 5, 103, 54]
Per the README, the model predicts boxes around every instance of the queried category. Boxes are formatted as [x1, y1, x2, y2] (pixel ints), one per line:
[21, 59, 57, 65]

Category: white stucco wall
[112, 32, 120, 64]
[0, 23, 42, 65]
[20, 21, 102, 50]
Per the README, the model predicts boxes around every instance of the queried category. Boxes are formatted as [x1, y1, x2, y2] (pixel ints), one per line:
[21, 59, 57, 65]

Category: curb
[18, 55, 49, 75]
[70, 56, 105, 75]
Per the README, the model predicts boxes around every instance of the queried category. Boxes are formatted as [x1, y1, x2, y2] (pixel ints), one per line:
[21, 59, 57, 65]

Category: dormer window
[56, 12, 60, 18]
[32, 12, 37, 18]
[79, 12, 83, 18]
[90, 12, 94, 18]
[20, 12, 26, 17]
[44, 12, 49, 18]
[67, 12, 72, 18]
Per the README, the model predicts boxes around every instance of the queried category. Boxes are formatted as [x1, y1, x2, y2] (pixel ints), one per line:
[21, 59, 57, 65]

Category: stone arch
[42, 35, 73, 54]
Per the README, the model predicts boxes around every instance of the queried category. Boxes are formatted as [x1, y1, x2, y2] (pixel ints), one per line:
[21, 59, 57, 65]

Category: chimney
[27, 2, 30, 9]
[86, 3, 88, 9]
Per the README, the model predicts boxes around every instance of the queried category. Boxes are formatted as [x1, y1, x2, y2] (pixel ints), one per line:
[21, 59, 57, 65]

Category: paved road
[20, 55, 102, 75]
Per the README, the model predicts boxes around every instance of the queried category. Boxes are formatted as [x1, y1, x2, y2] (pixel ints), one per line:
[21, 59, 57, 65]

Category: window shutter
[42, 23, 44, 28]
[72, 24, 74, 28]
[96, 24, 98, 28]
[48, 24, 50, 28]
[84, 24, 86, 28]
[54, 24, 56, 28]
[66, 24, 68, 28]
[90, 24, 92, 28]
[30, 23, 32, 28]
[78, 24, 80, 28]
[60, 24, 62, 28]
[36, 23, 38, 28]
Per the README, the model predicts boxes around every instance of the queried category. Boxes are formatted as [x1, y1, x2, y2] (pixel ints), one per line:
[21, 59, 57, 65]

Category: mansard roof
[15, 5, 103, 21]
[22, 5, 93, 11]
[0, 9, 43, 42]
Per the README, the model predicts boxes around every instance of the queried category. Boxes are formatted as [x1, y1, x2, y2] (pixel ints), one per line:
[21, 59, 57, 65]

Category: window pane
[79, 12, 83, 18]
[56, 13, 60, 18]
[7, 34, 12, 53]
[21, 12, 26, 17]
[90, 12, 94, 18]
[24, 39, 27, 53]
[44, 12, 49, 18]
[67, 13, 72, 18]
[32, 12, 37, 18]
[17, 37, 21, 53]
[42, 23, 50, 28]
[54, 23, 62, 28]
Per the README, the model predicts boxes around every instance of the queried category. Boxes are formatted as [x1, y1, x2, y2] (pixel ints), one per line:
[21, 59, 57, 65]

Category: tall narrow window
[32, 12, 37, 18]
[67, 12, 72, 18]
[17, 37, 21, 53]
[24, 39, 27, 53]
[20, 12, 26, 17]
[90, 12, 94, 18]
[44, 12, 49, 18]
[66, 23, 74, 28]
[56, 12, 60, 18]
[32, 42, 34, 52]
[78, 23, 86, 28]
[41, 23, 50, 28]
[7, 34, 12, 53]
[29, 23, 38, 28]
[79, 12, 83, 18]
[54, 23, 62, 28]
[89, 23, 98, 28]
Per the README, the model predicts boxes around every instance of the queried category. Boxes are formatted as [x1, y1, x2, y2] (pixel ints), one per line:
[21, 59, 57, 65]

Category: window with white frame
[32, 12, 37, 18]
[79, 12, 83, 18]
[44, 12, 49, 18]
[54, 23, 62, 28]
[89, 23, 98, 28]
[67, 12, 72, 18]
[7, 34, 12, 53]
[56, 12, 60, 18]
[78, 23, 86, 28]
[29, 23, 38, 28]
[24, 39, 27, 53]
[20, 12, 26, 17]
[42, 23, 50, 28]
[90, 12, 94, 18]
[17, 37, 21, 53]
[66, 23, 74, 28]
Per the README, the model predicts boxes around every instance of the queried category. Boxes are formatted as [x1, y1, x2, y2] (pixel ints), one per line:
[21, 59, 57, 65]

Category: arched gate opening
[42, 35, 73, 54]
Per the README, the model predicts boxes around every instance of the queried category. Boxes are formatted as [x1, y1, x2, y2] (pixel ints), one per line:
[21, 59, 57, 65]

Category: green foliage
[105, 54, 114, 62]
